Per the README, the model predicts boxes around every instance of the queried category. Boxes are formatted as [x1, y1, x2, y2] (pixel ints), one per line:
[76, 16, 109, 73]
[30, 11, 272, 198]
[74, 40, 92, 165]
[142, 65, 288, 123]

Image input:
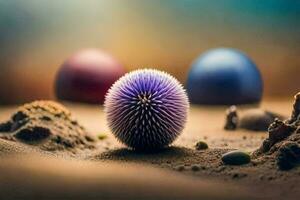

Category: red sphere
[55, 49, 125, 104]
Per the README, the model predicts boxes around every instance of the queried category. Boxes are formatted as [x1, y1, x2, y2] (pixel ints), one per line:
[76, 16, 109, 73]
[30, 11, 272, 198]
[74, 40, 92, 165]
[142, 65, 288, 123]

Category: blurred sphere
[55, 49, 125, 104]
[186, 48, 263, 105]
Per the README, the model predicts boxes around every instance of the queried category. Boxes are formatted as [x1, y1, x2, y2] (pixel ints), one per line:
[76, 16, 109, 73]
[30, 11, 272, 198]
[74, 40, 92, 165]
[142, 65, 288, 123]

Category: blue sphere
[186, 48, 263, 105]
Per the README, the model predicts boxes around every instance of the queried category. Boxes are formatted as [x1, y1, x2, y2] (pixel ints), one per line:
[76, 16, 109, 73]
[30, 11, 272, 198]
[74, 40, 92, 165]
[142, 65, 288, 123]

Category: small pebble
[195, 141, 208, 150]
[98, 133, 108, 140]
[232, 173, 247, 179]
[224, 105, 238, 130]
[276, 142, 300, 170]
[232, 173, 239, 179]
[239, 109, 284, 131]
[221, 150, 251, 165]
[175, 165, 185, 171]
[191, 165, 201, 171]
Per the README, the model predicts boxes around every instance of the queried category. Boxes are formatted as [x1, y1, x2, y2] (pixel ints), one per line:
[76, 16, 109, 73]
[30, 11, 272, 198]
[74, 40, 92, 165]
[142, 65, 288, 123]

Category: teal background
[0, 0, 299, 103]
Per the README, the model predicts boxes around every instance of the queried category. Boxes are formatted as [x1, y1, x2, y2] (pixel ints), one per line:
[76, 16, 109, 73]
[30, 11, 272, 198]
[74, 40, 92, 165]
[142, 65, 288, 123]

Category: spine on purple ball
[104, 68, 189, 150]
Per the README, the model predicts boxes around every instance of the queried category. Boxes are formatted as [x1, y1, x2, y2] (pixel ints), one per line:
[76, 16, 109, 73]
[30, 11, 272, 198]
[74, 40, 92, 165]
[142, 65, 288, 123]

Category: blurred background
[0, 0, 299, 104]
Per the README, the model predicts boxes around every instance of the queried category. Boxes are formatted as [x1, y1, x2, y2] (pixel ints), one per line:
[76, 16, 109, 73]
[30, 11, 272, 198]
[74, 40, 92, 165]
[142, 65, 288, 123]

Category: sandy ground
[0, 140, 252, 200]
[0, 98, 299, 200]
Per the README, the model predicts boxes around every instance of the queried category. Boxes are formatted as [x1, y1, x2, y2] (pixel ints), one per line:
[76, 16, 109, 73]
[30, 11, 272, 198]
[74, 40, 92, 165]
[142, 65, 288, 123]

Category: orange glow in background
[0, 0, 299, 103]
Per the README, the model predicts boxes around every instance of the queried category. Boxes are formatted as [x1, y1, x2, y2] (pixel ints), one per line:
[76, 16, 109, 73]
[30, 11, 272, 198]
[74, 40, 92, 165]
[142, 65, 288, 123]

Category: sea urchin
[104, 69, 189, 151]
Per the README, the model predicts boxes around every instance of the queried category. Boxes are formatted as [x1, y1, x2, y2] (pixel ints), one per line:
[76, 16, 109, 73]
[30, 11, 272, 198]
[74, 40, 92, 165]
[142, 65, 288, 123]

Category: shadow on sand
[94, 146, 197, 164]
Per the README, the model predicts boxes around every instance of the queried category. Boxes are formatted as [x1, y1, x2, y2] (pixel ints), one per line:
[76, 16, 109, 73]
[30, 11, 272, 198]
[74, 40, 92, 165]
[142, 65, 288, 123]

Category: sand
[0, 141, 252, 200]
[0, 98, 299, 200]
[0, 101, 96, 153]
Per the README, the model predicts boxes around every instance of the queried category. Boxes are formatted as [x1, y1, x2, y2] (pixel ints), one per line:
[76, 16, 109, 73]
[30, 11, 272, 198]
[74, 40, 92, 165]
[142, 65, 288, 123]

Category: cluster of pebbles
[0, 101, 96, 152]
[223, 92, 300, 170]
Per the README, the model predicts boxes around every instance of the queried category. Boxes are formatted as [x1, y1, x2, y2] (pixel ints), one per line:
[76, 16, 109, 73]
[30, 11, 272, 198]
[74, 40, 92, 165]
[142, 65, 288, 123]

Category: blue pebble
[186, 48, 263, 105]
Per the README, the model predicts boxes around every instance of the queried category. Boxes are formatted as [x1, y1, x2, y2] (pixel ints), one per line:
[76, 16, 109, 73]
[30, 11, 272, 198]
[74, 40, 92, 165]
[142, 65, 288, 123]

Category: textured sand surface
[0, 99, 293, 152]
[0, 144, 252, 200]
[0, 99, 299, 200]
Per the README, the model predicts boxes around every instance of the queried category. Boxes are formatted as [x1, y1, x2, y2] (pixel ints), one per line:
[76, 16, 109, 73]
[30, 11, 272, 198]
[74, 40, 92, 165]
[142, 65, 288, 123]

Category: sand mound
[254, 92, 300, 170]
[0, 101, 95, 152]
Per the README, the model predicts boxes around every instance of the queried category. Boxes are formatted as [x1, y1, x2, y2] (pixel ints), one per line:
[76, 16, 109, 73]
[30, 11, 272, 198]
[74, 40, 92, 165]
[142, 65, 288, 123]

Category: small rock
[276, 142, 300, 170]
[191, 165, 201, 171]
[222, 150, 251, 165]
[260, 139, 271, 153]
[268, 119, 296, 146]
[174, 165, 185, 171]
[232, 173, 247, 179]
[97, 133, 108, 140]
[240, 109, 284, 131]
[224, 106, 238, 130]
[195, 141, 208, 150]
[224, 106, 286, 132]
[288, 92, 300, 124]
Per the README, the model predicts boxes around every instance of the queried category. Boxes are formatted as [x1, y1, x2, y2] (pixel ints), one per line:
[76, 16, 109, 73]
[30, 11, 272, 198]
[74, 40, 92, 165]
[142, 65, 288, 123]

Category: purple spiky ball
[104, 69, 189, 151]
